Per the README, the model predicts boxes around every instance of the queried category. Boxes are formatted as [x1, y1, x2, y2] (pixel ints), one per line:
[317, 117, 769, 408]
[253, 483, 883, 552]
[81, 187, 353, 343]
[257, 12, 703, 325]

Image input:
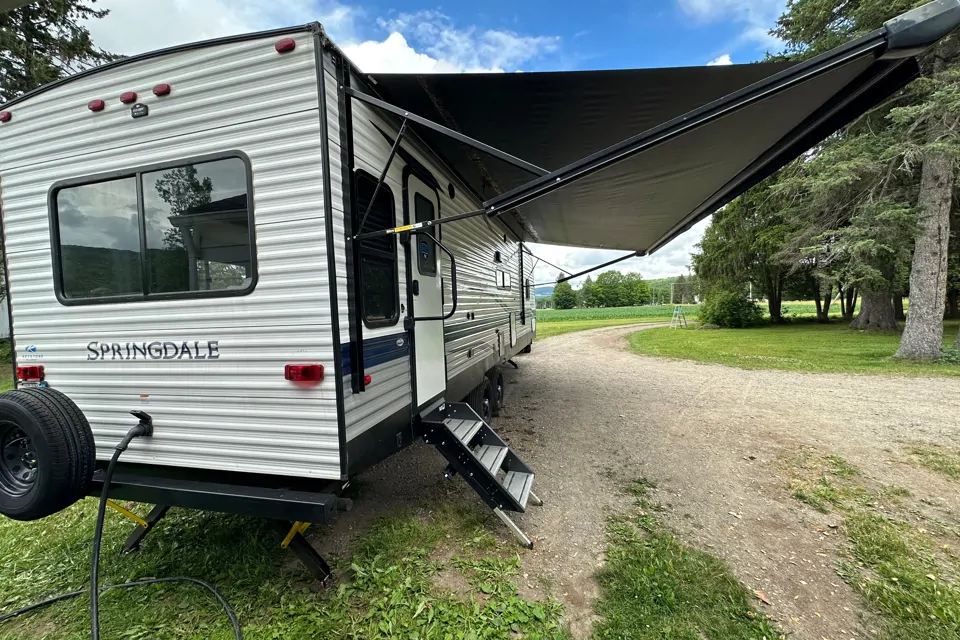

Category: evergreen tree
[0, 0, 117, 104]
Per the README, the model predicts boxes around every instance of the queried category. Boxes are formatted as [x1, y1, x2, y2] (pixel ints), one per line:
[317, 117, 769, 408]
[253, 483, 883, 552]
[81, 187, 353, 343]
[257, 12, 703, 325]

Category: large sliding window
[52, 154, 255, 304]
[355, 171, 399, 327]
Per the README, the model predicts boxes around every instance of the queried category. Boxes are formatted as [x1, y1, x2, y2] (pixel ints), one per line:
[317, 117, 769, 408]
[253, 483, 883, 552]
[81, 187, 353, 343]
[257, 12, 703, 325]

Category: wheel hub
[0, 425, 37, 496]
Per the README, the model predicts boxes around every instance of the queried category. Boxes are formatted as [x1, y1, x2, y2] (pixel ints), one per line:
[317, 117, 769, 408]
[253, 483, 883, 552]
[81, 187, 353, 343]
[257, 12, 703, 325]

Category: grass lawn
[535, 317, 669, 340]
[628, 321, 960, 377]
[0, 503, 567, 639]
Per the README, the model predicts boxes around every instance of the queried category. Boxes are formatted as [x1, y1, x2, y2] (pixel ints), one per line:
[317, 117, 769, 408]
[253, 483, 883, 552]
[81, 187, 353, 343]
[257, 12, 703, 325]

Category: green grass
[907, 443, 960, 481]
[0, 503, 567, 639]
[781, 449, 960, 640]
[593, 478, 782, 639]
[628, 322, 960, 376]
[535, 317, 670, 340]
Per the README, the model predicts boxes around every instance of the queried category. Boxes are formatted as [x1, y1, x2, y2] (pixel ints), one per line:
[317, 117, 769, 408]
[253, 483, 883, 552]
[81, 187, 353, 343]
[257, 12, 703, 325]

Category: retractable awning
[356, 0, 960, 254]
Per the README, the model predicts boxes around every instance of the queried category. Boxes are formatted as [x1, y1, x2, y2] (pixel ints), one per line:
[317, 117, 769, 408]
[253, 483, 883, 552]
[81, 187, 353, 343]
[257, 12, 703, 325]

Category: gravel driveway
[323, 324, 960, 639]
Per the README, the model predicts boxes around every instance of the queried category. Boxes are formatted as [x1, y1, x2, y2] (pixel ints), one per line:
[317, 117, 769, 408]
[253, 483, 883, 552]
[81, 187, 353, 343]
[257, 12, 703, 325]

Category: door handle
[411, 280, 420, 295]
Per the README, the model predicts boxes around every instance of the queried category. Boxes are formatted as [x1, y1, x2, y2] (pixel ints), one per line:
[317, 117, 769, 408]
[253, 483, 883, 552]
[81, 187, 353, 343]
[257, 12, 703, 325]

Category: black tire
[488, 368, 505, 417]
[0, 389, 94, 521]
[20, 388, 95, 497]
[521, 343, 532, 354]
[467, 377, 494, 425]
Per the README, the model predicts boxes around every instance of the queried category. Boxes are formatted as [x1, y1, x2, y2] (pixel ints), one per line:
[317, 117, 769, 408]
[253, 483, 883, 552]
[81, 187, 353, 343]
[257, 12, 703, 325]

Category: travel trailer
[0, 0, 957, 579]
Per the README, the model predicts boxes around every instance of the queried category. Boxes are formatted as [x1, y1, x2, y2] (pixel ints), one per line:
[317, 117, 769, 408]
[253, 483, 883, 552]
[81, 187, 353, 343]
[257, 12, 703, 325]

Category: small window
[54, 155, 254, 303]
[414, 193, 436, 277]
[496, 270, 512, 290]
[356, 172, 399, 327]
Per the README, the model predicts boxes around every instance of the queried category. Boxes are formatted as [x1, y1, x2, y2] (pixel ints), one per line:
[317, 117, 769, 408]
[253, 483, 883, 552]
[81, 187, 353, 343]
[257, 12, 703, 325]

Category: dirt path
[321, 324, 960, 639]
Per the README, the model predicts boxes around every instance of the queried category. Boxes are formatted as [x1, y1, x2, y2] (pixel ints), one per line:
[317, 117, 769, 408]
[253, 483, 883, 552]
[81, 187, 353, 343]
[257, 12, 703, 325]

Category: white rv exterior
[0, 28, 534, 484]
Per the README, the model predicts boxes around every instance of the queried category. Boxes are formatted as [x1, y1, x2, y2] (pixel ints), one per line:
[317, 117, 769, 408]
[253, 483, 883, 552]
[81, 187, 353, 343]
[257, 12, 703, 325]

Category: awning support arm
[530, 251, 642, 287]
[346, 86, 549, 178]
[357, 118, 408, 235]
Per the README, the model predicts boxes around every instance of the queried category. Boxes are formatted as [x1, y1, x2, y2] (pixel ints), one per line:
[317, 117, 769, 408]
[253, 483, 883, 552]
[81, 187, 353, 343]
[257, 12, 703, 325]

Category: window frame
[354, 170, 400, 329]
[413, 192, 437, 277]
[48, 151, 257, 306]
[496, 270, 512, 290]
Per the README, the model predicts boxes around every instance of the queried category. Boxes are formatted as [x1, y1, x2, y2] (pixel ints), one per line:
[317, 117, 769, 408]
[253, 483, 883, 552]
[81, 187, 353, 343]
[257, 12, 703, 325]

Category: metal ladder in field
[670, 305, 688, 328]
[422, 402, 541, 548]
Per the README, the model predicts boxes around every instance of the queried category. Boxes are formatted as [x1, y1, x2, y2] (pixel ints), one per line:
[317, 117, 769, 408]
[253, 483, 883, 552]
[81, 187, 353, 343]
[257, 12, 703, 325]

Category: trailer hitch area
[129, 410, 154, 437]
[443, 464, 458, 480]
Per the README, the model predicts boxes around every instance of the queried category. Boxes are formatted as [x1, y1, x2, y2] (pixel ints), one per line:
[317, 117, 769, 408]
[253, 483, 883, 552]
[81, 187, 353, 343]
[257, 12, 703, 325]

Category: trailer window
[414, 193, 437, 277]
[142, 158, 252, 294]
[52, 154, 255, 303]
[355, 172, 398, 327]
[57, 177, 144, 298]
[496, 270, 512, 289]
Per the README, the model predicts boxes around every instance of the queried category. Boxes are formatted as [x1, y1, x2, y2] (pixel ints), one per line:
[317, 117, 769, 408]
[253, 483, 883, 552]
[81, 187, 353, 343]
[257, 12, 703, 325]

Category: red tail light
[120, 91, 137, 104]
[363, 375, 372, 386]
[285, 364, 324, 383]
[275, 38, 296, 53]
[88, 99, 105, 112]
[0, 111, 11, 123]
[152, 83, 171, 97]
[16, 365, 44, 381]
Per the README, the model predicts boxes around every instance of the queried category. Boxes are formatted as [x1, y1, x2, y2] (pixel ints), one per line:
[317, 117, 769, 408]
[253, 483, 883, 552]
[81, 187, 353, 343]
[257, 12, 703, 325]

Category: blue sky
[85, 0, 789, 284]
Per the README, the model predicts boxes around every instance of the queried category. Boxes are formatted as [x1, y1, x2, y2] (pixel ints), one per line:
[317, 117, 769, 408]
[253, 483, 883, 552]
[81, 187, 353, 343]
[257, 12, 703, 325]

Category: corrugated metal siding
[339, 71, 413, 441]
[343, 70, 526, 433]
[0, 34, 342, 479]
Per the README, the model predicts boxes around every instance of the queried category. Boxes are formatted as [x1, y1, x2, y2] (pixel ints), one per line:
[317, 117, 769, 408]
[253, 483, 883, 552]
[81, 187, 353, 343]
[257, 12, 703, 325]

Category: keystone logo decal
[87, 341, 219, 361]
[25, 345, 37, 352]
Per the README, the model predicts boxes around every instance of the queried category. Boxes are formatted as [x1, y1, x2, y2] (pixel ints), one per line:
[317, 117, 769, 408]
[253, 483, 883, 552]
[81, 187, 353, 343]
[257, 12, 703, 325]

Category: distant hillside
[647, 276, 683, 290]
[535, 286, 554, 297]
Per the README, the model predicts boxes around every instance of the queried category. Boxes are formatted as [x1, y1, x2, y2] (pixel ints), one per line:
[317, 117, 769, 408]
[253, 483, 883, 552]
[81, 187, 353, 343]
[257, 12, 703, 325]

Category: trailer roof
[365, 1, 960, 253]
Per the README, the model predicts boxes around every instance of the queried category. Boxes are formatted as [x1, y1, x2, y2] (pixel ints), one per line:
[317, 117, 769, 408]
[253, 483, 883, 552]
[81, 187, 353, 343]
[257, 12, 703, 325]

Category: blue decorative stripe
[342, 333, 409, 376]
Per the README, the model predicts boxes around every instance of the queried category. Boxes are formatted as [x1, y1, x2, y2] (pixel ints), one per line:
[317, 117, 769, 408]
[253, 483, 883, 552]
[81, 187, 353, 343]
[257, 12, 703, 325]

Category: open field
[536, 305, 699, 322]
[629, 321, 960, 376]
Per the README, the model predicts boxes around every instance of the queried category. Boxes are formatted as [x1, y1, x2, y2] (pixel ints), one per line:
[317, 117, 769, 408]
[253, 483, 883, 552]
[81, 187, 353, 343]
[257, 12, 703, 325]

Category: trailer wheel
[489, 368, 505, 417]
[20, 388, 96, 497]
[521, 343, 532, 354]
[0, 389, 95, 521]
[467, 378, 494, 425]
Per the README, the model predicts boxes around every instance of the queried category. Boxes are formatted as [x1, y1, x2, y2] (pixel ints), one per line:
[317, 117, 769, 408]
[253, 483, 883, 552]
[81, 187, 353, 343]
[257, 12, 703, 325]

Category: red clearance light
[275, 38, 296, 53]
[120, 91, 137, 104]
[152, 83, 171, 96]
[285, 364, 324, 383]
[0, 111, 11, 123]
[16, 365, 44, 381]
[87, 99, 105, 112]
[363, 375, 372, 386]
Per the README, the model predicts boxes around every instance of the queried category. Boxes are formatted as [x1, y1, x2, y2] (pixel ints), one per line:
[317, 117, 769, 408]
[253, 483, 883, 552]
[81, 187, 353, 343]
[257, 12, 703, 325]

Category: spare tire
[0, 389, 95, 521]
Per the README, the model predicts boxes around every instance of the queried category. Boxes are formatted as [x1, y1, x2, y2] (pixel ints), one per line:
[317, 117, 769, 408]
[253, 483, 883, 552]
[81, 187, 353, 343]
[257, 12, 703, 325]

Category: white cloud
[707, 53, 733, 66]
[84, 0, 357, 55]
[677, 0, 785, 49]
[528, 217, 711, 288]
[84, 2, 560, 74]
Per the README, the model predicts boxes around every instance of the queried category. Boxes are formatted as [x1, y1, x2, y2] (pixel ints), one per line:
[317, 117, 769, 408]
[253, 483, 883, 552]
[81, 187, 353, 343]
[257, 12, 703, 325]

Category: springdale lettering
[87, 341, 220, 361]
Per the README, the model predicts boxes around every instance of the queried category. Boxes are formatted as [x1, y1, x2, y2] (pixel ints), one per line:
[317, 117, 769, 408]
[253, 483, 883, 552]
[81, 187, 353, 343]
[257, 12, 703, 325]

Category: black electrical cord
[0, 423, 243, 639]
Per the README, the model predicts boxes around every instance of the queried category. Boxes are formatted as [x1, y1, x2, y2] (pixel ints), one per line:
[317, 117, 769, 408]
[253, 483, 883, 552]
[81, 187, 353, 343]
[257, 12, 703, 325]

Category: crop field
[536, 305, 699, 322]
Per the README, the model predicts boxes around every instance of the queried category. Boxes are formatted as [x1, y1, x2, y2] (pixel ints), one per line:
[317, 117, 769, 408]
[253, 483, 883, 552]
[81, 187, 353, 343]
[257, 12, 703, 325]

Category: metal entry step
[422, 402, 541, 547]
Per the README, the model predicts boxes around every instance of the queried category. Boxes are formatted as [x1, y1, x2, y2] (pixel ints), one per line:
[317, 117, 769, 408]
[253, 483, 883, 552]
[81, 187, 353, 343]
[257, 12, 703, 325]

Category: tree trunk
[851, 289, 899, 332]
[895, 42, 955, 360]
[817, 283, 833, 323]
[956, 323, 960, 350]
[766, 272, 784, 323]
[839, 285, 857, 322]
[894, 294, 907, 322]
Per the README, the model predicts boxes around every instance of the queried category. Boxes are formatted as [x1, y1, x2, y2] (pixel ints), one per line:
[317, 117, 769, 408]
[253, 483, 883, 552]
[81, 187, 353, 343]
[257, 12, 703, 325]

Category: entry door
[408, 174, 446, 407]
